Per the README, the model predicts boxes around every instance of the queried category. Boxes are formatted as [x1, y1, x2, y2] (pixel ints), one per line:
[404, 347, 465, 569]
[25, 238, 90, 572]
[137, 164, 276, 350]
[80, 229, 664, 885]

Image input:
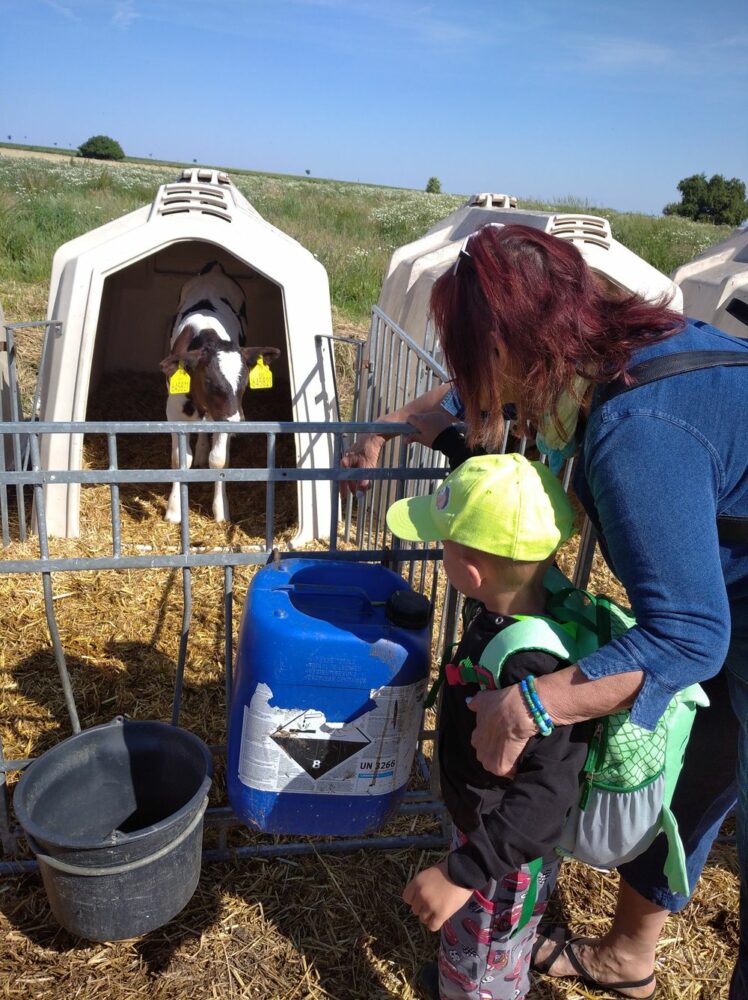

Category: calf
[160, 262, 280, 523]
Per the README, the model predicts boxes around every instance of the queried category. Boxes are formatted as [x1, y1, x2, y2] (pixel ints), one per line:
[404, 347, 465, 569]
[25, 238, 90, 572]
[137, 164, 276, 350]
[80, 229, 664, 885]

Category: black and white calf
[160, 262, 280, 523]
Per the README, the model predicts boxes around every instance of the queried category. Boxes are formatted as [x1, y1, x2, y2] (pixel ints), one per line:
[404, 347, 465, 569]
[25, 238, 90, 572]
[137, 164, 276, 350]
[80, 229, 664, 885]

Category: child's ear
[460, 555, 484, 592]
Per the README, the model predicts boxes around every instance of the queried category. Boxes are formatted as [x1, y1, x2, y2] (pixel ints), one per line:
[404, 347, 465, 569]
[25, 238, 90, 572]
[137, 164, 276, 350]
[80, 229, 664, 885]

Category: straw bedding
[0, 341, 738, 999]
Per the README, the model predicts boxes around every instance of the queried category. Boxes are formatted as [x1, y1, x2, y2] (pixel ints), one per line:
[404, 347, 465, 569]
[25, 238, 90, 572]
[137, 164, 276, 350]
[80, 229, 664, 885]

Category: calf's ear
[160, 347, 204, 378]
[160, 354, 182, 379]
[242, 346, 282, 367]
[172, 323, 197, 353]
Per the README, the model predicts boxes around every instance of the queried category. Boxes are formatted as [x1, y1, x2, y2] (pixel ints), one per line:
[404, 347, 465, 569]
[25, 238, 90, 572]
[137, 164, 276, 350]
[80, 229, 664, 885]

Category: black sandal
[531, 926, 572, 974]
[563, 937, 657, 1000]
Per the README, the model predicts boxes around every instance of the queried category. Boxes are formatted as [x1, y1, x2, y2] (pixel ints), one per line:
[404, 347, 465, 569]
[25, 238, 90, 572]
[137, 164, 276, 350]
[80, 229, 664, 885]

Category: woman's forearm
[535, 664, 645, 726]
[468, 663, 646, 777]
[371, 383, 453, 439]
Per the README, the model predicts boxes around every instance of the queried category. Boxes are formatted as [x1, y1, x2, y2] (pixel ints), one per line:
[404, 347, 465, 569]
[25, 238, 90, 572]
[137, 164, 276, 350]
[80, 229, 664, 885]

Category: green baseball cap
[386, 453, 575, 560]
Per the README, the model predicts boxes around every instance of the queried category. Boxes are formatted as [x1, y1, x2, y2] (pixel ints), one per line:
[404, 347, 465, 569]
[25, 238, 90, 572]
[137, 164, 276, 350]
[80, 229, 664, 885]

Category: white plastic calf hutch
[39, 169, 337, 540]
[376, 192, 684, 360]
[672, 226, 748, 339]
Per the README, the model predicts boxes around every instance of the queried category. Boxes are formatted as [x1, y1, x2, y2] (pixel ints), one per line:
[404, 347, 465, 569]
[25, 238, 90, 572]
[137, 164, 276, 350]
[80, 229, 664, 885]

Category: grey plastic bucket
[13, 716, 213, 941]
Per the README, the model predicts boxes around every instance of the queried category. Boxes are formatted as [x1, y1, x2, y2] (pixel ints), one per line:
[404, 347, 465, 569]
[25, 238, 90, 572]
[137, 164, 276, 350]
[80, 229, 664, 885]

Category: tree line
[665, 174, 747, 228]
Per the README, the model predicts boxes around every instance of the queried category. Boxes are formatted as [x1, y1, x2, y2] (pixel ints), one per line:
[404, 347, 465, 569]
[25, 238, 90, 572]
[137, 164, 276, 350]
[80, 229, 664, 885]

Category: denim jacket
[573, 321, 748, 729]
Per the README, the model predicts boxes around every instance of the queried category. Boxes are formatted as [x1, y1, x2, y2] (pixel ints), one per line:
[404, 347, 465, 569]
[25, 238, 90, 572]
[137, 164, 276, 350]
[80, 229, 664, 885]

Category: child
[386, 453, 587, 1000]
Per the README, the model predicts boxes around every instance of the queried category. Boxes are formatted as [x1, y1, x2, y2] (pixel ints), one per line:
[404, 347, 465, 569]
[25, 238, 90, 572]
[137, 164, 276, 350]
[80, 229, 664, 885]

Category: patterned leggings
[438, 830, 560, 1000]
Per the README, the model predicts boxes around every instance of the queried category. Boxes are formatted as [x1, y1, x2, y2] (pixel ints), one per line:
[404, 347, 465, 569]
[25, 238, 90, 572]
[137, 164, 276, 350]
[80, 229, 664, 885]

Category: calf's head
[161, 325, 281, 419]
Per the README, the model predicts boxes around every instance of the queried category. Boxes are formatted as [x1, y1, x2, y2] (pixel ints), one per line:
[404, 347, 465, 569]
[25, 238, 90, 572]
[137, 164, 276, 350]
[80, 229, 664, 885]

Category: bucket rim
[14, 716, 214, 853]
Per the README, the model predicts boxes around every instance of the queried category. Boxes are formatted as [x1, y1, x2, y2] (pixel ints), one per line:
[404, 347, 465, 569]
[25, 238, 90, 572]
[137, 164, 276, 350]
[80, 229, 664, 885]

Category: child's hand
[402, 861, 474, 931]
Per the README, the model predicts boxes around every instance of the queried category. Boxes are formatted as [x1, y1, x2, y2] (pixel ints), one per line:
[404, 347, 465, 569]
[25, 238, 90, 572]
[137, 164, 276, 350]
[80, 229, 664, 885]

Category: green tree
[425, 176, 442, 194]
[78, 134, 125, 161]
[664, 173, 747, 227]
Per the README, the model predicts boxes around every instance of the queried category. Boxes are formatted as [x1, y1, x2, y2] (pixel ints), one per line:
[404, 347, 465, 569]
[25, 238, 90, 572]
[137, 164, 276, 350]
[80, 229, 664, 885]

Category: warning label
[238, 681, 426, 796]
[271, 710, 371, 779]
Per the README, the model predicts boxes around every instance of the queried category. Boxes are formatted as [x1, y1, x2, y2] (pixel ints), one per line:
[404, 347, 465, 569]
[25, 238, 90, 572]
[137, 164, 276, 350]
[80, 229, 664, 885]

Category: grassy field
[0, 147, 733, 328]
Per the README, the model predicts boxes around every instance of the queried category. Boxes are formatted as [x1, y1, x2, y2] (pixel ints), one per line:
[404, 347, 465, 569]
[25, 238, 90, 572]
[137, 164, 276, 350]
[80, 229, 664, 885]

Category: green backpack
[439, 565, 708, 895]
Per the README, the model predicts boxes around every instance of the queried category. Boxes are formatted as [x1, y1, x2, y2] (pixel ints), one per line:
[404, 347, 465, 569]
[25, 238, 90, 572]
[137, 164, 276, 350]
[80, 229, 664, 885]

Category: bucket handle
[25, 796, 208, 878]
[278, 583, 384, 609]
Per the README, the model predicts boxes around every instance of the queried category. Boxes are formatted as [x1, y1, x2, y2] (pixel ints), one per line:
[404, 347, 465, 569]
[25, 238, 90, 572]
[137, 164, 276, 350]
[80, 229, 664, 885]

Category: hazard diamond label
[238, 683, 427, 795]
[270, 710, 371, 779]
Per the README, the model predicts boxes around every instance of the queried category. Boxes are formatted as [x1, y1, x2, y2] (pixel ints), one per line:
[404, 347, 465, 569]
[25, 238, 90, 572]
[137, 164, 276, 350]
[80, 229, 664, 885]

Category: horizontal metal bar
[317, 333, 367, 348]
[0, 759, 32, 772]
[0, 794, 447, 863]
[202, 791, 444, 828]
[202, 832, 448, 863]
[0, 465, 444, 486]
[0, 420, 416, 435]
[0, 546, 442, 575]
[0, 860, 37, 875]
[0, 830, 449, 875]
[2, 321, 61, 332]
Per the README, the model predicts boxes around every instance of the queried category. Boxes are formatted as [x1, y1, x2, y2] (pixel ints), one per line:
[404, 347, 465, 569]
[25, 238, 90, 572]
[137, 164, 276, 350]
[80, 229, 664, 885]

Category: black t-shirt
[439, 607, 589, 891]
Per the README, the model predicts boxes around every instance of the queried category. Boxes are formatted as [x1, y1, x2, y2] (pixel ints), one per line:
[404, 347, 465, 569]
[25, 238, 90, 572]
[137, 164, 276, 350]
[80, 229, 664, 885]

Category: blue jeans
[616, 630, 746, 993]
[728, 662, 748, 999]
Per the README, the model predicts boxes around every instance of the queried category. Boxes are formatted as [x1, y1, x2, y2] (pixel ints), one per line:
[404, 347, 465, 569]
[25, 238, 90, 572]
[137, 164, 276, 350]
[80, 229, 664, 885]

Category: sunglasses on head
[451, 222, 503, 277]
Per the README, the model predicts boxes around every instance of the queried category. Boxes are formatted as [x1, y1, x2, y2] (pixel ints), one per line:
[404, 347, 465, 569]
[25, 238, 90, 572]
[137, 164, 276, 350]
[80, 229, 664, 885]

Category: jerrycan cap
[385, 589, 432, 630]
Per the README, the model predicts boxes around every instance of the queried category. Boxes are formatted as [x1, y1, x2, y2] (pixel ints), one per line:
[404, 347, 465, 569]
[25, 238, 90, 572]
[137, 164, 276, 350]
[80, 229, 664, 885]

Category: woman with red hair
[343, 223, 748, 998]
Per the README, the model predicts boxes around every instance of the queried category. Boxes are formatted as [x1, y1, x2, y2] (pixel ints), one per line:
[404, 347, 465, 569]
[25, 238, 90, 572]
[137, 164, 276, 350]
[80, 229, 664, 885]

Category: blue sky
[2, 0, 746, 213]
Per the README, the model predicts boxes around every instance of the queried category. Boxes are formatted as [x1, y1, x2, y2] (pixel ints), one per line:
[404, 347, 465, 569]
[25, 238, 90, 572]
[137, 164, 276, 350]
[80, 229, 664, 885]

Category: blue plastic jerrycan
[227, 558, 432, 836]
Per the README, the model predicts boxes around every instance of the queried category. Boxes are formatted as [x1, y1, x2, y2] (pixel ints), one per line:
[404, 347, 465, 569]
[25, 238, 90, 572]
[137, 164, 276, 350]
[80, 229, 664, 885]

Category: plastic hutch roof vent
[376, 193, 683, 352]
[38, 169, 337, 541]
[547, 214, 612, 250]
[672, 225, 748, 339]
[152, 169, 238, 222]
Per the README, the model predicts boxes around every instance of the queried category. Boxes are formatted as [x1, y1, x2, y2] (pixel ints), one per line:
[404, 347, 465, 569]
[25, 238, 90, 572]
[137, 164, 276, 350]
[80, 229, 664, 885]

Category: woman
[342, 223, 748, 998]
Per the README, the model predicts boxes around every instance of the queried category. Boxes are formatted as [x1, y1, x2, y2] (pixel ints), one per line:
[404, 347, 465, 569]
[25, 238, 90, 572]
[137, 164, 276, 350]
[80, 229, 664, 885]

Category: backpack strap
[594, 350, 748, 545]
[439, 614, 579, 694]
[475, 616, 579, 686]
[542, 566, 618, 658]
[596, 350, 748, 405]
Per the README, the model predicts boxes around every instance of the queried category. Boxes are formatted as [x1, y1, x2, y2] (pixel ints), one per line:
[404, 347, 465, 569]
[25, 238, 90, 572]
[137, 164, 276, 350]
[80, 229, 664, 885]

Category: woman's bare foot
[533, 931, 656, 999]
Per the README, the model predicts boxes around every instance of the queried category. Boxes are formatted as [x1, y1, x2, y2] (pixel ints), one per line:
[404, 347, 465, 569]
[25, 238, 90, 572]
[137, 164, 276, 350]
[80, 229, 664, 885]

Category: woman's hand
[467, 684, 538, 777]
[339, 433, 385, 500]
[402, 861, 474, 932]
[405, 410, 456, 448]
[339, 385, 455, 500]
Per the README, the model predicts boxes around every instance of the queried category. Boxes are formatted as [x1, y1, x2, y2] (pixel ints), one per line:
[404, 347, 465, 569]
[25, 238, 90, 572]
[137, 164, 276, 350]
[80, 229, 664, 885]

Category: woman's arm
[470, 409, 730, 776]
[468, 665, 644, 777]
[339, 383, 455, 499]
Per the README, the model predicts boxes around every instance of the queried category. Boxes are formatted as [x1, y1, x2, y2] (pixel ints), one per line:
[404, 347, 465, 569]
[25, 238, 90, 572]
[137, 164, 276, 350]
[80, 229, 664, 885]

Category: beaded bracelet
[519, 678, 546, 733]
[527, 676, 555, 735]
[520, 675, 555, 736]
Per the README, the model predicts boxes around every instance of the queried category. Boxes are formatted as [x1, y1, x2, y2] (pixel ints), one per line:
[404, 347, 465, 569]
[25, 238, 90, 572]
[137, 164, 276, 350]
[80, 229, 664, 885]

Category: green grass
[0, 148, 733, 326]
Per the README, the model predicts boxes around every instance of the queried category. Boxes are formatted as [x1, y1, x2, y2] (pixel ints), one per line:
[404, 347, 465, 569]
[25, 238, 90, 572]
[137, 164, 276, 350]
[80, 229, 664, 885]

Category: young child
[386, 453, 587, 1000]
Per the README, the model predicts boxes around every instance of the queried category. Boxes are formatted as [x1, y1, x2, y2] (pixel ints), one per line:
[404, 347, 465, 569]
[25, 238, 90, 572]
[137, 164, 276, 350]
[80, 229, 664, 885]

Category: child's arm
[447, 650, 588, 892]
[447, 728, 585, 890]
[402, 861, 473, 932]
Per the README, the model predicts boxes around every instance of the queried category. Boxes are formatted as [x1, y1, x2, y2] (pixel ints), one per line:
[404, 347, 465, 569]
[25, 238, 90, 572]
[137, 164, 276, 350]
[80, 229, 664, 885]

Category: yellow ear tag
[249, 356, 273, 389]
[169, 364, 191, 395]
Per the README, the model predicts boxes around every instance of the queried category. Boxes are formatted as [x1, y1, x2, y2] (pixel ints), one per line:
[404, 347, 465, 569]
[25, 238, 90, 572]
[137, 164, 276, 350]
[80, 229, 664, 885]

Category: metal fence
[0, 309, 597, 875]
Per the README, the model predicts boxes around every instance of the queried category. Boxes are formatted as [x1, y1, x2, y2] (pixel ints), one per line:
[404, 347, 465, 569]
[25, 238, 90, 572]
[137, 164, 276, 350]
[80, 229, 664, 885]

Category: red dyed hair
[430, 224, 684, 449]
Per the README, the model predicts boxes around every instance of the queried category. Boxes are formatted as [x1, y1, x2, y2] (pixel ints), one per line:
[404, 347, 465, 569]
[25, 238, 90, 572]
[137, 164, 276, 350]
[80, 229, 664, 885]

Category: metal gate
[0, 308, 595, 874]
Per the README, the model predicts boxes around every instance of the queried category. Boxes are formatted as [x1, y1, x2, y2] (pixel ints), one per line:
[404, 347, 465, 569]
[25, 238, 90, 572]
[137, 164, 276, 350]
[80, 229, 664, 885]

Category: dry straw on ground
[0, 334, 738, 999]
